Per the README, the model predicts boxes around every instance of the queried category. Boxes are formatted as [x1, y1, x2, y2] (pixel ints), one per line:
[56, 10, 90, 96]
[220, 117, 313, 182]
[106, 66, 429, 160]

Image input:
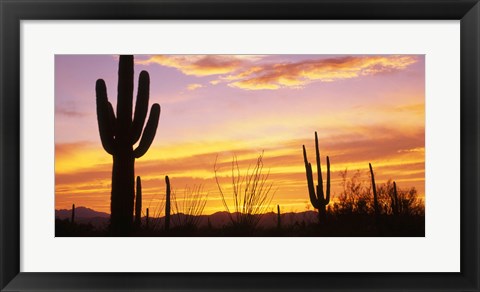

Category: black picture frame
[1, 0, 479, 291]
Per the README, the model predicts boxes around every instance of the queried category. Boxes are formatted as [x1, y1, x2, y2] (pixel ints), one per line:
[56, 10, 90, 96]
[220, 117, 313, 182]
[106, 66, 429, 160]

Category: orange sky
[55, 54, 425, 215]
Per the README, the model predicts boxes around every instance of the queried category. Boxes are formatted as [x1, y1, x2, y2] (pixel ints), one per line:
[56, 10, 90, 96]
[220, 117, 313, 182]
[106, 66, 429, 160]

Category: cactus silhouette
[303, 131, 330, 223]
[135, 176, 142, 227]
[368, 163, 383, 235]
[392, 181, 399, 215]
[277, 205, 281, 229]
[165, 175, 171, 231]
[146, 208, 149, 230]
[368, 163, 380, 218]
[96, 55, 160, 233]
[71, 204, 75, 224]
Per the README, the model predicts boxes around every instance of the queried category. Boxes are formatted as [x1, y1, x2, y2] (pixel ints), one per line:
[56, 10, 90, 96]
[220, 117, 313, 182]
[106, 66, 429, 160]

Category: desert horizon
[55, 54, 425, 236]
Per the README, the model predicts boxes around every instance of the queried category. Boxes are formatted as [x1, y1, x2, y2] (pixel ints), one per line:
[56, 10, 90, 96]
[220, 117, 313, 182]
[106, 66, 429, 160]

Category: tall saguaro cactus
[96, 55, 160, 233]
[303, 131, 330, 223]
[135, 176, 142, 227]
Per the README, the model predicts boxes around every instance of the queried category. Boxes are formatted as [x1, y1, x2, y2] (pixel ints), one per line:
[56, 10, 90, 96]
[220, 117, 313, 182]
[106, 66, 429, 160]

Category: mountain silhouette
[55, 207, 320, 229]
[55, 207, 110, 229]
[56, 206, 109, 219]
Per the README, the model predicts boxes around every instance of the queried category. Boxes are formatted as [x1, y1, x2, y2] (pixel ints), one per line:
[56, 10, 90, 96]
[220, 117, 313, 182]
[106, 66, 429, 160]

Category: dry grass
[145, 192, 166, 231]
[172, 185, 208, 229]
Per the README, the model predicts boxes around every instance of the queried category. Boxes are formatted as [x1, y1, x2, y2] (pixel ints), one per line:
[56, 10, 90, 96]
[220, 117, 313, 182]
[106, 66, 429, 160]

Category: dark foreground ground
[56, 213, 425, 237]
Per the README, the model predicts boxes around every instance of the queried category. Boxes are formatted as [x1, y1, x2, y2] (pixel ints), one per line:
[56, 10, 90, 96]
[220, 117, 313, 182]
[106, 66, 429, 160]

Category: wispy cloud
[227, 55, 419, 90]
[187, 83, 204, 91]
[55, 106, 87, 117]
[136, 55, 261, 76]
[138, 55, 419, 91]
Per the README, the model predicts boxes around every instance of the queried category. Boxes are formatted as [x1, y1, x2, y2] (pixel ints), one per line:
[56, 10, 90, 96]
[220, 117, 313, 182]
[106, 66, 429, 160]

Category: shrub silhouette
[95, 55, 160, 234]
[302, 131, 330, 224]
[214, 153, 275, 234]
[335, 169, 424, 218]
[336, 169, 371, 215]
[377, 180, 424, 216]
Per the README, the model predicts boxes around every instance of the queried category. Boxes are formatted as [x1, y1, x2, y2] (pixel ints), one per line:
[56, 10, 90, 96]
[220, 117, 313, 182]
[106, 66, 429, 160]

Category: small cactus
[71, 204, 75, 224]
[277, 205, 281, 229]
[135, 176, 142, 227]
[392, 181, 399, 216]
[303, 131, 330, 223]
[369, 164, 382, 235]
[368, 163, 380, 217]
[146, 208, 149, 230]
[165, 175, 171, 231]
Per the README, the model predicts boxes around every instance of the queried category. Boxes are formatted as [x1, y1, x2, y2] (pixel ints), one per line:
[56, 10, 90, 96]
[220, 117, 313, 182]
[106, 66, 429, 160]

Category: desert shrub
[335, 169, 373, 215]
[378, 180, 424, 216]
[214, 152, 275, 233]
[335, 169, 424, 216]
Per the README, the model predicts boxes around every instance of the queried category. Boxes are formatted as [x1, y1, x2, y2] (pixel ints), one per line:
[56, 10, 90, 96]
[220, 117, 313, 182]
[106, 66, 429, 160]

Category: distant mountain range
[55, 206, 319, 229]
[56, 207, 110, 229]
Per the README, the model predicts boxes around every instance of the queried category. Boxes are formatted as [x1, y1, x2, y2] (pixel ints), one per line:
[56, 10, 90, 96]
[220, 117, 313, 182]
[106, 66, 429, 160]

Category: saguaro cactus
[71, 204, 75, 224]
[146, 208, 149, 230]
[303, 131, 330, 223]
[391, 181, 399, 215]
[277, 205, 281, 229]
[96, 55, 160, 233]
[165, 175, 171, 231]
[135, 176, 142, 227]
[369, 163, 380, 219]
[207, 218, 212, 230]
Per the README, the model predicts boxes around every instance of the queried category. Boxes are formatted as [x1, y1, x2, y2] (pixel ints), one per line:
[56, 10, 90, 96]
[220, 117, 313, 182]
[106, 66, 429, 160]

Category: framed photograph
[1, 0, 479, 291]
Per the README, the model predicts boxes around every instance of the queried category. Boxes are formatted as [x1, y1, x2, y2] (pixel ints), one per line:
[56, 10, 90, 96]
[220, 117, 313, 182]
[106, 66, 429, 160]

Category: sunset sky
[55, 54, 425, 215]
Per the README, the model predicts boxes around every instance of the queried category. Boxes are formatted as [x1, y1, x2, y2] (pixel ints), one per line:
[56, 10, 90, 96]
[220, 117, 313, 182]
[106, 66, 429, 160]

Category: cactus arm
[95, 79, 115, 155]
[134, 104, 160, 158]
[135, 176, 142, 224]
[116, 55, 134, 132]
[303, 145, 320, 209]
[131, 71, 150, 145]
[302, 145, 309, 166]
[325, 156, 330, 204]
[107, 101, 116, 137]
[308, 165, 321, 209]
[314, 131, 324, 199]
